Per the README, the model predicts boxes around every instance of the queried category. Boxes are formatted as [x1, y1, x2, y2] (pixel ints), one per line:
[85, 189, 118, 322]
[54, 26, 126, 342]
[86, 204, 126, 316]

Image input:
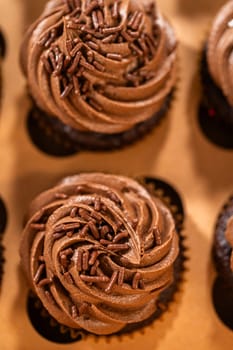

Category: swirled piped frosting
[225, 216, 233, 272]
[207, 1, 233, 106]
[20, 173, 179, 335]
[20, 0, 177, 134]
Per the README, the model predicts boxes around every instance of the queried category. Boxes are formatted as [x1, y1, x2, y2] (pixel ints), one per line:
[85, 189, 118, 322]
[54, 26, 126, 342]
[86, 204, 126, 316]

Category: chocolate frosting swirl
[20, 173, 179, 335]
[207, 1, 233, 106]
[20, 0, 177, 134]
[225, 216, 233, 272]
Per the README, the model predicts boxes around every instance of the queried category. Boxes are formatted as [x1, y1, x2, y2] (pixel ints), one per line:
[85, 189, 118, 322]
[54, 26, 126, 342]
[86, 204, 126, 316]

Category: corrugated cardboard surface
[0, 0, 233, 349]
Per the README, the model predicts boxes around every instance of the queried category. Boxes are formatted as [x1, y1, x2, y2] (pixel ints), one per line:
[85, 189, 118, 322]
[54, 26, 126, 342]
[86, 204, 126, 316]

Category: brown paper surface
[0, 0, 233, 349]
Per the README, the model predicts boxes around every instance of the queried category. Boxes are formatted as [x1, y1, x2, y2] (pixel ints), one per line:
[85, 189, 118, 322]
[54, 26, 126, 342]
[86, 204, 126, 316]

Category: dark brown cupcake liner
[26, 176, 188, 343]
[0, 197, 7, 290]
[198, 45, 233, 149]
[212, 196, 233, 330]
[26, 89, 175, 157]
[0, 30, 6, 59]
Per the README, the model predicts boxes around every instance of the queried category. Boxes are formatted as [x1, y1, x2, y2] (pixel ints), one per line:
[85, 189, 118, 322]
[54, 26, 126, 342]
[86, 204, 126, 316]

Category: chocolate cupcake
[0, 30, 7, 289]
[0, 29, 6, 104]
[20, 0, 177, 155]
[199, 1, 233, 148]
[212, 196, 233, 330]
[20, 173, 184, 340]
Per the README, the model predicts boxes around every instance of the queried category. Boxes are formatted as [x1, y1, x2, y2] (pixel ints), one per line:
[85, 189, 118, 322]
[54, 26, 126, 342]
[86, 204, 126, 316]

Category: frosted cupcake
[20, 0, 178, 154]
[20, 173, 184, 339]
[212, 196, 233, 330]
[199, 1, 233, 148]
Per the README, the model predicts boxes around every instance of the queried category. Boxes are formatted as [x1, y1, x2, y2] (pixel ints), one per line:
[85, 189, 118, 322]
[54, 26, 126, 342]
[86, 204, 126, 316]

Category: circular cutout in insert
[212, 277, 233, 330]
[27, 293, 84, 343]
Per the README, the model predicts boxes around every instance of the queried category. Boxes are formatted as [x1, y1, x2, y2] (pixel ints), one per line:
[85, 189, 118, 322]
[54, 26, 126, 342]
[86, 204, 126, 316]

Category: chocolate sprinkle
[88, 221, 100, 239]
[82, 251, 89, 271]
[38, 278, 52, 288]
[153, 227, 162, 245]
[90, 259, 100, 275]
[108, 243, 129, 252]
[34, 263, 45, 284]
[44, 290, 55, 305]
[71, 304, 79, 319]
[70, 207, 78, 218]
[105, 271, 118, 293]
[89, 250, 99, 265]
[106, 53, 122, 61]
[30, 223, 46, 231]
[64, 272, 74, 284]
[80, 275, 109, 283]
[113, 231, 128, 243]
[132, 272, 141, 289]
[118, 267, 125, 286]
[79, 302, 90, 316]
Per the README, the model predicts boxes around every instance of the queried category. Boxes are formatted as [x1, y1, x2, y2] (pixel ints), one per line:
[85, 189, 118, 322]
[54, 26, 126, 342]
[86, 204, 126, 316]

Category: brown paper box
[0, 0, 233, 349]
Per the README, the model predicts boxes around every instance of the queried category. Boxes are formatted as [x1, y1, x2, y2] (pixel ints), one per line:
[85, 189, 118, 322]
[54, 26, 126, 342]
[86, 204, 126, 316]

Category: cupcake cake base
[26, 93, 173, 157]
[25, 176, 187, 344]
[199, 49, 233, 149]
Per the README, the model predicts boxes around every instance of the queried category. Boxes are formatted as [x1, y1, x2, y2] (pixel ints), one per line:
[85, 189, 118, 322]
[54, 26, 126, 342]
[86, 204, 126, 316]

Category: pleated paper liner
[26, 176, 188, 344]
[0, 195, 7, 288]
[212, 196, 233, 331]
[198, 46, 233, 150]
[0, 29, 7, 289]
[26, 91, 174, 157]
[0, 29, 6, 58]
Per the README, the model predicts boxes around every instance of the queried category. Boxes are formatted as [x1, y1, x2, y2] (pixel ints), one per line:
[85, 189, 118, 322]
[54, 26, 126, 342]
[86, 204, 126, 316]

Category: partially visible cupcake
[213, 197, 233, 291]
[212, 196, 233, 329]
[0, 30, 6, 289]
[20, 173, 184, 339]
[20, 0, 177, 154]
[0, 29, 6, 104]
[199, 1, 233, 147]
